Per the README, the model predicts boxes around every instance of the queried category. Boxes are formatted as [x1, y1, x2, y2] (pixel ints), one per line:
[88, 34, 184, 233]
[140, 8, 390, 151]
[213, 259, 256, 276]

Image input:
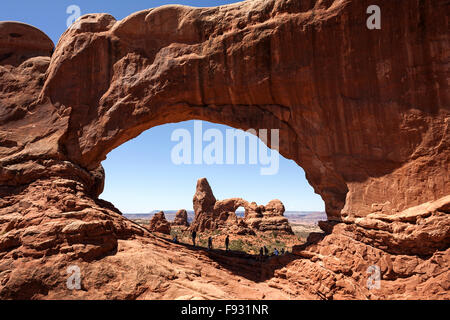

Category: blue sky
[102, 121, 325, 213]
[1, 1, 325, 213]
[1, 0, 240, 44]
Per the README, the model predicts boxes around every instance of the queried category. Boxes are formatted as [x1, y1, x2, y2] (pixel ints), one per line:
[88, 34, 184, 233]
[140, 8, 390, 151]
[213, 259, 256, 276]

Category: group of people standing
[190, 231, 230, 251]
[259, 246, 285, 260]
[172, 230, 286, 259]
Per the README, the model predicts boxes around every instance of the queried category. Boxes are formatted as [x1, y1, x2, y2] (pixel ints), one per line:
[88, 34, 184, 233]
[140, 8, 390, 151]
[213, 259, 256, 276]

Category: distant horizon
[123, 210, 326, 214]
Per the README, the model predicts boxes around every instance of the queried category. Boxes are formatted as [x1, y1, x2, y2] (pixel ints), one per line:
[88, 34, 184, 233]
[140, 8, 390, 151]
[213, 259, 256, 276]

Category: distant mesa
[148, 211, 171, 235]
[190, 178, 293, 235]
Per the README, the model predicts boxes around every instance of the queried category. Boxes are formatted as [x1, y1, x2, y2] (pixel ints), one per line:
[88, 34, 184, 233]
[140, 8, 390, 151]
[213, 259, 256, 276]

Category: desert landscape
[126, 178, 326, 255]
[0, 0, 449, 300]
[126, 211, 325, 250]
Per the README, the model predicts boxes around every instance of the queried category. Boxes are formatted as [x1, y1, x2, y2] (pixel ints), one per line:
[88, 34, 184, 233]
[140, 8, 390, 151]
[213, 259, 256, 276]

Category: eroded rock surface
[0, 22, 53, 67]
[172, 209, 189, 227]
[0, 0, 449, 299]
[148, 211, 171, 235]
[247, 199, 293, 234]
[191, 178, 293, 235]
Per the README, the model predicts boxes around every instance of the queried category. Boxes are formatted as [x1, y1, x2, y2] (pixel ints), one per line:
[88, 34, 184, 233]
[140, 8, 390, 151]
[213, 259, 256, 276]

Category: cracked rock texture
[0, 0, 449, 299]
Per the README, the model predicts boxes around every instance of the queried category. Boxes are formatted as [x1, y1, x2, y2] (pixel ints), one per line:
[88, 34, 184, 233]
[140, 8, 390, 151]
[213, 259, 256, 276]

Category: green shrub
[229, 239, 245, 252]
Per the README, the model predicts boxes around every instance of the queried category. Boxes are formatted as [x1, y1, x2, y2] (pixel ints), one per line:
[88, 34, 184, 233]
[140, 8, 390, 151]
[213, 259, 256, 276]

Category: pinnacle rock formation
[172, 209, 189, 227]
[148, 211, 171, 235]
[191, 178, 293, 235]
[0, 0, 449, 299]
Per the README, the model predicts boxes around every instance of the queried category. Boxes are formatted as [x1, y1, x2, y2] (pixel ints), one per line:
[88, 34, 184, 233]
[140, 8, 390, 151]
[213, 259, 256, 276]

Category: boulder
[148, 211, 171, 235]
[172, 209, 189, 227]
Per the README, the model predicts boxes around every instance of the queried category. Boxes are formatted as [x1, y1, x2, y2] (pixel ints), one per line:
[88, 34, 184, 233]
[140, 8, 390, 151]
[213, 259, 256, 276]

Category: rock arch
[0, 0, 449, 299]
[190, 177, 293, 234]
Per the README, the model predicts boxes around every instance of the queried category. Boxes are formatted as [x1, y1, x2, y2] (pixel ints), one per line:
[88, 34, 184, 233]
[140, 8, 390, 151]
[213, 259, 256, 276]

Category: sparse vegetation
[229, 239, 244, 251]
[137, 219, 322, 255]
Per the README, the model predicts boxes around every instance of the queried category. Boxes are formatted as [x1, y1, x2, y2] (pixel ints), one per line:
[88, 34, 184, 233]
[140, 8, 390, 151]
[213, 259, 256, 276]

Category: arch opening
[235, 207, 245, 219]
[100, 120, 326, 253]
[100, 120, 325, 214]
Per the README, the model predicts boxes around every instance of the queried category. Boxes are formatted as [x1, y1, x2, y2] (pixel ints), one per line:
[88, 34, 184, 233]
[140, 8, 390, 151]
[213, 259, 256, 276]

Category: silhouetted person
[281, 248, 285, 255]
[173, 235, 178, 244]
[264, 246, 268, 256]
[208, 236, 213, 250]
[274, 248, 279, 256]
[259, 247, 264, 261]
[192, 231, 197, 247]
[225, 235, 230, 251]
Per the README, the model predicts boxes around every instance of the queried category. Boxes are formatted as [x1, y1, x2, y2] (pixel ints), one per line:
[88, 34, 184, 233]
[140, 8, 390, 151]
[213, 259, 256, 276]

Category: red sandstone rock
[0, 22, 53, 67]
[0, 0, 448, 300]
[191, 178, 291, 235]
[172, 209, 189, 227]
[148, 211, 171, 235]
[247, 199, 294, 234]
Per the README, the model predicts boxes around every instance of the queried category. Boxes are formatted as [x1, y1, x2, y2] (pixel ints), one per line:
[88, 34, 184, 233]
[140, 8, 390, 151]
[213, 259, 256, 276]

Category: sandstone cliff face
[0, 0, 449, 299]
